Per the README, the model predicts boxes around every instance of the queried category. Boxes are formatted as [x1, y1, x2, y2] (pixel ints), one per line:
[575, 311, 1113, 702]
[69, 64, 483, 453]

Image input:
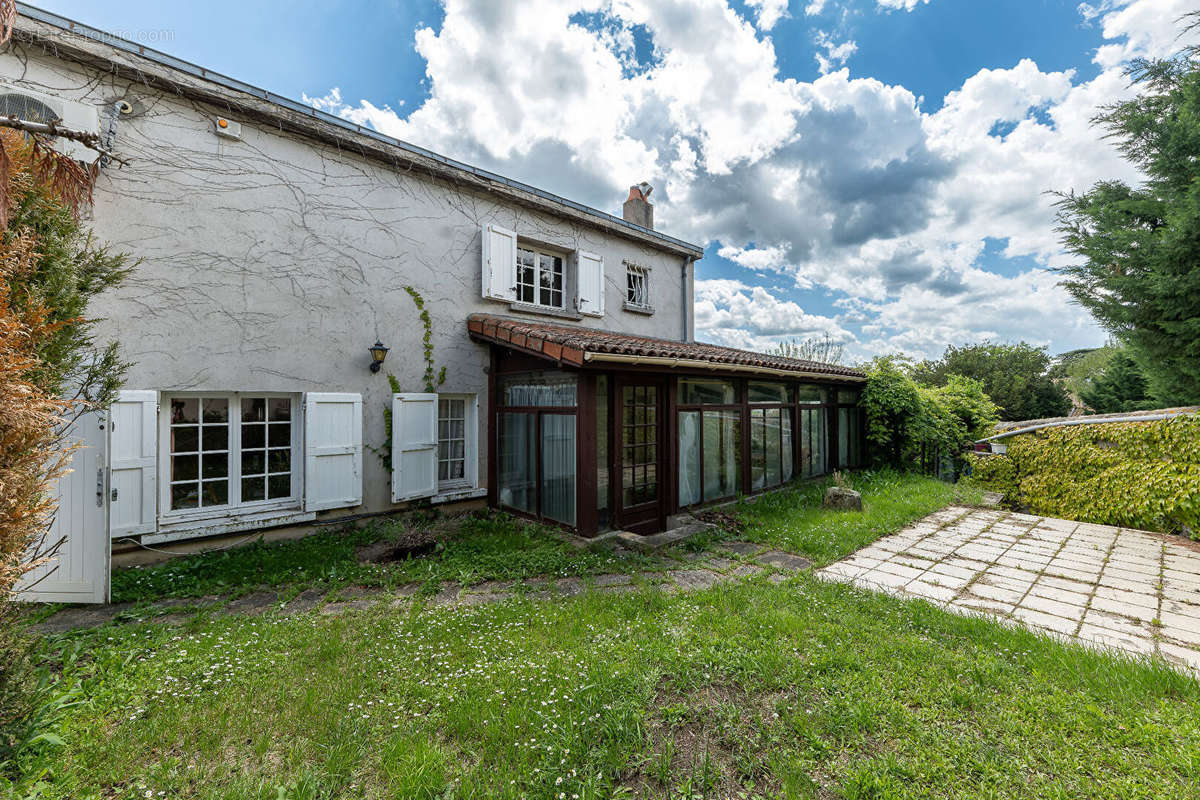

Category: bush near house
[862, 357, 999, 473]
[968, 415, 1200, 539]
[0, 127, 128, 784]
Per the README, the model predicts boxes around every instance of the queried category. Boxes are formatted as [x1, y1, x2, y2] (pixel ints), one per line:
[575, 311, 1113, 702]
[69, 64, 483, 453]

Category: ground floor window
[596, 375, 610, 530]
[678, 407, 743, 506]
[437, 395, 478, 491]
[496, 372, 577, 526]
[164, 393, 298, 514]
[750, 406, 794, 491]
[798, 407, 828, 478]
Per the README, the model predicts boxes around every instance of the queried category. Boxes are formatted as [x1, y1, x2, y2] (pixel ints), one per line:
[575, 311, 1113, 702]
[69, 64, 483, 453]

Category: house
[5, 6, 865, 601]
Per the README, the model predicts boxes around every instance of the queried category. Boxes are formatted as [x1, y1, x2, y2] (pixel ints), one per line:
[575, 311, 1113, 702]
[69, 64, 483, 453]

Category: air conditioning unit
[0, 85, 102, 163]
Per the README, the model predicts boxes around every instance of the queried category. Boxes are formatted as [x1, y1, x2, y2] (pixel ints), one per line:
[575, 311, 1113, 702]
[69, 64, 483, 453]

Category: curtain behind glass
[750, 409, 766, 491]
[498, 412, 536, 513]
[814, 408, 828, 475]
[800, 408, 828, 478]
[703, 409, 741, 502]
[597, 376, 610, 529]
[765, 408, 782, 487]
[782, 411, 794, 482]
[540, 413, 576, 525]
[501, 372, 578, 407]
[678, 410, 701, 506]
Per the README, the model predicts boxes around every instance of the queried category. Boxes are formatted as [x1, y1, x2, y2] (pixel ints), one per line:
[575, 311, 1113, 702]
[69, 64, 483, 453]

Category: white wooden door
[16, 411, 110, 604]
[108, 390, 157, 538]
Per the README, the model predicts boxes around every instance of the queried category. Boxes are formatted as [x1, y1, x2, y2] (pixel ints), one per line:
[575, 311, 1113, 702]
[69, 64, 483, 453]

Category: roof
[993, 407, 1200, 431]
[468, 314, 866, 381]
[11, 4, 705, 260]
[980, 407, 1198, 443]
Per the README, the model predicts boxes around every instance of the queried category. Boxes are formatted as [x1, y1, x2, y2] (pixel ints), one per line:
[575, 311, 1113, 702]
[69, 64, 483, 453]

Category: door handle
[97, 468, 105, 507]
[111, 488, 119, 502]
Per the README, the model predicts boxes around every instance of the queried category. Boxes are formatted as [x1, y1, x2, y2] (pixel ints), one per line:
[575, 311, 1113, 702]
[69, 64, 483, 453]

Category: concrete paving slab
[817, 507, 1200, 676]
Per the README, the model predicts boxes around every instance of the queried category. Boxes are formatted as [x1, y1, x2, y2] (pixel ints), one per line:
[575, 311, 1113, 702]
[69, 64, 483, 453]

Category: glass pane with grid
[516, 248, 537, 304]
[538, 253, 563, 308]
[169, 397, 229, 510]
[438, 398, 467, 483]
[621, 385, 658, 507]
[240, 396, 292, 502]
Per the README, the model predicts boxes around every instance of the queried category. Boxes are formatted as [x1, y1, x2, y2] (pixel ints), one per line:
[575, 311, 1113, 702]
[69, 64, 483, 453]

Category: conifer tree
[1056, 16, 1200, 404]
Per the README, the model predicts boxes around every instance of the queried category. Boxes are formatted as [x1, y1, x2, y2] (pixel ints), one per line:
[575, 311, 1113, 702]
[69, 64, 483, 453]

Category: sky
[32, 0, 1200, 362]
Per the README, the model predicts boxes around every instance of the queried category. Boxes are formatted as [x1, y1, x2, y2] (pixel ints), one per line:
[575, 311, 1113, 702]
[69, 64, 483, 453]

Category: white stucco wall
[2, 41, 696, 521]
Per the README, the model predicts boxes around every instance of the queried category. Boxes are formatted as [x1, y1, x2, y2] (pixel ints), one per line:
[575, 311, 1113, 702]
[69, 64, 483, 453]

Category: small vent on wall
[0, 92, 61, 124]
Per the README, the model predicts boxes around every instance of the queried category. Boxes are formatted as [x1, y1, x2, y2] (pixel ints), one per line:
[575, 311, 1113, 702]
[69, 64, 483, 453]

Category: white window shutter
[392, 393, 438, 502]
[481, 224, 517, 301]
[303, 393, 363, 511]
[576, 251, 605, 317]
[108, 390, 157, 538]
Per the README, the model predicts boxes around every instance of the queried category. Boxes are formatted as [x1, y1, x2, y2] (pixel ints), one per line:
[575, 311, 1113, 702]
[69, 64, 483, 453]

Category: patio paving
[817, 506, 1200, 674]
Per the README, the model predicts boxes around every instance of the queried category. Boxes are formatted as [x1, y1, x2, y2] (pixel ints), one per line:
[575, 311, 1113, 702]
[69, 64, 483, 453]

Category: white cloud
[804, 0, 827, 15]
[694, 280, 852, 351]
[876, 0, 931, 11]
[1093, 0, 1197, 68]
[813, 30, 858, 75]
[306, 0, 1200, 360]
[745, 0, 790, 31]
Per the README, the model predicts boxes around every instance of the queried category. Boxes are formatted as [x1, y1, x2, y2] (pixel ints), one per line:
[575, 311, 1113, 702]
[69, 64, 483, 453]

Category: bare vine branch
[0, 116, 131, 166]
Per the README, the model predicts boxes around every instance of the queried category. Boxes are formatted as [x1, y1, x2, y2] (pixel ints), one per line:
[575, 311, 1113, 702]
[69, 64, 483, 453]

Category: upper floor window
[625, 263, 651, 312]
[516, 247, 564, 309]
[482, 224, 605, 318]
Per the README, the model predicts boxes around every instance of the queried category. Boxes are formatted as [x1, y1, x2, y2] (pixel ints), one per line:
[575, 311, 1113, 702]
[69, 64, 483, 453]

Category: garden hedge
[967, 415, 1200, 538]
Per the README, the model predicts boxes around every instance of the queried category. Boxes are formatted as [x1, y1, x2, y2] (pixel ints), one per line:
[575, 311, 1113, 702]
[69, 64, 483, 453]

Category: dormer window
[516, 246, 564, 309]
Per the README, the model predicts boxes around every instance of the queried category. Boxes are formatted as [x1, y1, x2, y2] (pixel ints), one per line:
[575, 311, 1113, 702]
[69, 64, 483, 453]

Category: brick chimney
[622, 181, 654, 229]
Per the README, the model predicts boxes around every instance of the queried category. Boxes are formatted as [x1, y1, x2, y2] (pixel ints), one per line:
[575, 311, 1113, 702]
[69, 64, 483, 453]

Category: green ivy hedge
[967, 415, 1200, 538]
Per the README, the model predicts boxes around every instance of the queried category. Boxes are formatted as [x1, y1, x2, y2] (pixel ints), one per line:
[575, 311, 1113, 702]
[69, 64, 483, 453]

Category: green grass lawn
[736, 469, 980, 565]
[110, 513, 664, 604]
[111, 470, 971, 606]
[20, 470, 1196, 799]
[29, 578, 1199, 799]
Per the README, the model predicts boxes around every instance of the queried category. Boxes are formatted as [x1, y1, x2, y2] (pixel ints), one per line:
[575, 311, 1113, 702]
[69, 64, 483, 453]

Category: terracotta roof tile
[468, 314, 865, 380]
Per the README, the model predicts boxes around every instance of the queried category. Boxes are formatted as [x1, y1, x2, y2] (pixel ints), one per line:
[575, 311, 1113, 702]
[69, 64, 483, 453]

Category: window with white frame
[165, 393, 299, 514]
[626, 263, 650, 309]
[437, 394, 477, 491]
[516, 246, 564, 308]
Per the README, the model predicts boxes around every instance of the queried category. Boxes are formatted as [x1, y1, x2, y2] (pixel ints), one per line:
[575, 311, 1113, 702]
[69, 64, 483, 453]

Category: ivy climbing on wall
[966, 415, 1200, 539]
[404, 286, 447, 393]
[371, 288, 447, 472]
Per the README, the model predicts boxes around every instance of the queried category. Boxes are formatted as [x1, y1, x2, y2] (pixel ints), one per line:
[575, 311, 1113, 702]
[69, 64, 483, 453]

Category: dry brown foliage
[0, 131, 76, 598]
[0, 0, 14, 47]
[0, 126, 97, 230]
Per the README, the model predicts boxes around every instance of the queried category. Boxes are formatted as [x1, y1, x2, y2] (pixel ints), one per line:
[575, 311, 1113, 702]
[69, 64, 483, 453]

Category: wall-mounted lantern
[368, 340, 389, 373]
